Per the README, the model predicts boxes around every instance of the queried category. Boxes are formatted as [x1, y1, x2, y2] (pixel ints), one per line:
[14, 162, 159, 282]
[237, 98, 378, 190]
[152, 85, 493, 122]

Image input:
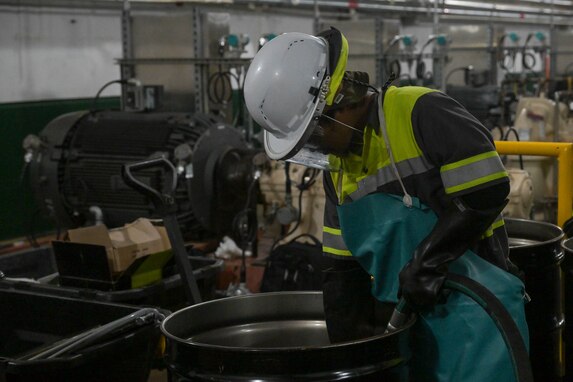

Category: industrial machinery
[22, 111, 261, 240]
[446, 84, 501, 130]
[258, 161, 324, 242]
[416, 33, 450, 88]
[503, 168, 534, 220]
[497, 32, 521, 73]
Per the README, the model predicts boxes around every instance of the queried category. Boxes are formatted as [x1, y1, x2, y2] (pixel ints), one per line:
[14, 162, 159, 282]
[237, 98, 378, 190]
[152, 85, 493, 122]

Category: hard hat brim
[263, 113, 319, 160]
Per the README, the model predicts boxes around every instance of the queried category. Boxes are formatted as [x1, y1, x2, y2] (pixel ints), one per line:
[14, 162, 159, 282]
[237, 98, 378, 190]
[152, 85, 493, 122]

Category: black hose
[503, 127, 524, 170]
[445, 66, 471, 86]
[415, 38, 435, 80]
[382, 37, 402, 80]
[388, 274, 533, 382]
[522, 52, 537, 71]
[207, 64, 241, 105]
[385, 59, 401, 78]
[498, 34, 515, 72]
[415, 58, 426, 80]
[444, 274, 533, 382]
[232, 174, 259, 245]
[284, 162, 292, 196]
[522, 33, 537, 72]
[91, 79, 126, 112]
[270, 167, 319, 253]
[232, 173, 260, 283]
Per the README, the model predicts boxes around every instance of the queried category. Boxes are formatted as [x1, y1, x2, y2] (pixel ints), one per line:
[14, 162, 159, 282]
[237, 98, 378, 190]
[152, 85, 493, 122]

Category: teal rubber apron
[335, 94, 529, 382]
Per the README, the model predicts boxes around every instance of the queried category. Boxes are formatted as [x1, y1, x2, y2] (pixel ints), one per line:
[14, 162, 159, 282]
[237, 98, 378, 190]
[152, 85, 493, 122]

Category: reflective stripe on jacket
[322, 86, 509, 258]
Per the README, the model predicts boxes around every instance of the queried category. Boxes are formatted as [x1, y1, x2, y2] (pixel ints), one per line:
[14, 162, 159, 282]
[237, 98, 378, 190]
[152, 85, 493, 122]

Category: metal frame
[4, 1, 573, 27]
[192, 6, 205, 113]
[487, 23, 498, 86]
[120, 0, 134, 109]
[374, 17, 383, 88]
[117, 4, 251, 116]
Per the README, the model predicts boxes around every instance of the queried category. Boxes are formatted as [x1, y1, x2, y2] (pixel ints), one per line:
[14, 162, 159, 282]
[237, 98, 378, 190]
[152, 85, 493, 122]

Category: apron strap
[377, 93, 413, 208]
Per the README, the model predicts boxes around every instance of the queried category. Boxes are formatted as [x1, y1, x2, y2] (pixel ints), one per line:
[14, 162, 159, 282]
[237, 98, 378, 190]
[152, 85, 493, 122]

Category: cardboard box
[52, 218, 174, 291]
[66, 218, 171, 274]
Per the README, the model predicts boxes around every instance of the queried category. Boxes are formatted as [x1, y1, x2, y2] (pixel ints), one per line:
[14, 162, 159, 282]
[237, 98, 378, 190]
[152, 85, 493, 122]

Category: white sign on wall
[0, 7, 122, 103]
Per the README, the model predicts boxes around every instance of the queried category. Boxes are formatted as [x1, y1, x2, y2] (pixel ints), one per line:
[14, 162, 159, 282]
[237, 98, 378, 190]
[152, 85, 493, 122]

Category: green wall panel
[0, 97, 120, 242]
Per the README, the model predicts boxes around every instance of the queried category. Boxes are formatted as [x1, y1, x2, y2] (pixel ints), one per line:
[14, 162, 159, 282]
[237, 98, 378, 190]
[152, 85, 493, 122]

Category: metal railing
[495, 140, 573, 227]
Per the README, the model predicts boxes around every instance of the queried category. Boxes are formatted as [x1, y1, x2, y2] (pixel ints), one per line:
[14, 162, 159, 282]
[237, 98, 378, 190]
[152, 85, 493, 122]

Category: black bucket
[162, 291, 414, 381]
[506, 218, 565, 382]
[0, 250, 222, 311]
[0, 246, 56, 279]
[561, 238, 573, 381]
[0, 285, 165, 382]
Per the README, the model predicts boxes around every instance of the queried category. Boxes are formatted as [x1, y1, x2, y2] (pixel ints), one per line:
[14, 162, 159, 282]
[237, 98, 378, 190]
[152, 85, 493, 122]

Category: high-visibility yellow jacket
[322, 86, 509, 263]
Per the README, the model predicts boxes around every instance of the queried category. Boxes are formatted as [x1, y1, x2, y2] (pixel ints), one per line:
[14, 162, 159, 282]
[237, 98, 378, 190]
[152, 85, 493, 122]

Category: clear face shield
[270, 99, 336, 171]
[262, 67, 344, 171]
[265, 71, 373, 172]
[264, 128, 341, 170]
[283, 116, 364, 172]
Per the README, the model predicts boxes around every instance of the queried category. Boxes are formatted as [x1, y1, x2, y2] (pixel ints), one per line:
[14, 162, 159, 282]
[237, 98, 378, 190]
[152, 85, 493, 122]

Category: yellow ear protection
[317, 27, 349, 107]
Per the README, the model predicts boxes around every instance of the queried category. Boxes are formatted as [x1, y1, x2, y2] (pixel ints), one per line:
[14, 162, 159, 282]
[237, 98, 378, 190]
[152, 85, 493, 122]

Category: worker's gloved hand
[398, 260, 446, 310]
[398, 198, 508, 310]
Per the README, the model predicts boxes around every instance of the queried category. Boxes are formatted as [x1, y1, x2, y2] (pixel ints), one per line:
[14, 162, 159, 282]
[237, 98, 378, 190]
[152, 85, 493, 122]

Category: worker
[244, 28, 529, 381]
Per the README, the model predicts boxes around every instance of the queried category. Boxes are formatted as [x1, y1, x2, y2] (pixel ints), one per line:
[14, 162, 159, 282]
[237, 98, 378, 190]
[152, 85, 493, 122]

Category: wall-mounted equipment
[382, 34, 418, 82]
[445, 65, 474, 86]
[446, 84, 501, 130]
[503, 169, 534, 220]
[258, 33, 278, 51]
[123, 79, 164, 112]
[497, 32, 520, 72]
[218, 33, 250, 58]
[22, 111, 261, 240]
[415, 34, 450, 86]
[90, 78, 163, 113]
[208, 33, 250, 125]
[522, 32, 546, 72]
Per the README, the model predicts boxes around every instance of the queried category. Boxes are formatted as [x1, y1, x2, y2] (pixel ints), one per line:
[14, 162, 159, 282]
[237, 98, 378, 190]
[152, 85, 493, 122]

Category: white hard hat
[244, 28, 349, 168]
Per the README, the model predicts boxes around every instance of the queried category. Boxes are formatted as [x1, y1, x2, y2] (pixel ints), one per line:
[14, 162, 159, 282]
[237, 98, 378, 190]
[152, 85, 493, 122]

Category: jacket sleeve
[411, 91, 509, 198]
[398, 91, 512, 308]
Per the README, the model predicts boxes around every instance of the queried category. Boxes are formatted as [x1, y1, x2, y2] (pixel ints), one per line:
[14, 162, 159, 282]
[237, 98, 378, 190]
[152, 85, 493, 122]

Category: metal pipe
[313, 0, 320, 35]
[26, 308, 164, 360]
[433, 0, 439, 35]
[4, 0, 573, 26]
[495, 141, 573, 226]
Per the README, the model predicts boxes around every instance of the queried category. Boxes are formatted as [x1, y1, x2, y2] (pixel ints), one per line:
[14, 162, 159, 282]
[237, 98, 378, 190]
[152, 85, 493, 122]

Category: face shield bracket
[277, 75, 330, 161]
[282, 76, 348, 172]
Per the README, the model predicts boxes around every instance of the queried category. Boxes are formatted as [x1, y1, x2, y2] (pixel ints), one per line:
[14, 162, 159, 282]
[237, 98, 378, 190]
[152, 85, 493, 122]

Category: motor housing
[24, 110, 257, 239]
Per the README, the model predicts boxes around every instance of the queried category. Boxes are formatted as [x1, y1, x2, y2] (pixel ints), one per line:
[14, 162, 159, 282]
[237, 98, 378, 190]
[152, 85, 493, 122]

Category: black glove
[398, 198, 508, 310]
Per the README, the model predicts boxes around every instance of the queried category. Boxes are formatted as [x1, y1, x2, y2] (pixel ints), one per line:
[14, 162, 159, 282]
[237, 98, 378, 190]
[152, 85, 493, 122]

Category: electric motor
[24, 110, 259, 239]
